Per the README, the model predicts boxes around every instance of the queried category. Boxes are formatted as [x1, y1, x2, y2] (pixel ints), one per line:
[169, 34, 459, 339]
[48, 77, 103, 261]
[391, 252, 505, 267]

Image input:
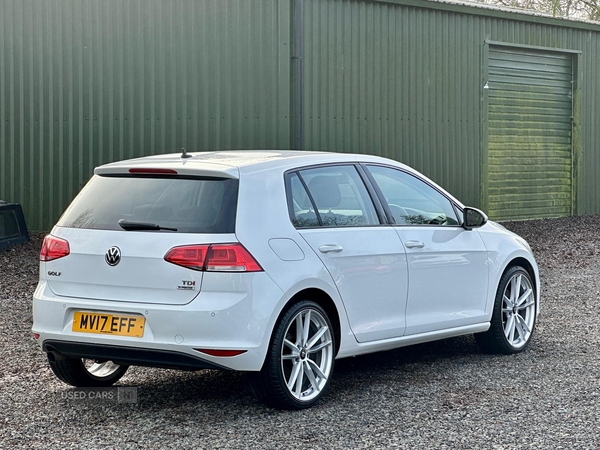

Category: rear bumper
[43, 340, 228, 371]
[32, 273, 287, 372]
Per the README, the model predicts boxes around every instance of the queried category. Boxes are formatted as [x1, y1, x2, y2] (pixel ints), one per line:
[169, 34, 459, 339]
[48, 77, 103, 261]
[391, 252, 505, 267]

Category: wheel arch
[484, 250, 540, 321]
[475, 255, 539, 354]
[277, 288, 342, 356]
[504, 257, 537, 291]
[501, 255, 541, 318]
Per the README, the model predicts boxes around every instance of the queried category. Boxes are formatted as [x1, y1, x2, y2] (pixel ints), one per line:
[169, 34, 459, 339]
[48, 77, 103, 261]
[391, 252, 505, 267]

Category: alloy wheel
[82, 359, 123, 379]
[501, 272, 535, 349]
[280, 308, 334, 402]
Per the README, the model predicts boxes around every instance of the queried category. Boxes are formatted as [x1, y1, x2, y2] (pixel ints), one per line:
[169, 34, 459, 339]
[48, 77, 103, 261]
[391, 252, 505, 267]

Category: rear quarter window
[287, 165, 380, 228]
[57, 175, 238, 233]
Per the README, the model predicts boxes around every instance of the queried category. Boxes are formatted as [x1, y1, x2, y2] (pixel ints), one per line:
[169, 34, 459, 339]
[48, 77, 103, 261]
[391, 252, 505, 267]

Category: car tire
[252, 300, 336, 409]
[48, 356, 128, 387]
[475, 265, 537, 354]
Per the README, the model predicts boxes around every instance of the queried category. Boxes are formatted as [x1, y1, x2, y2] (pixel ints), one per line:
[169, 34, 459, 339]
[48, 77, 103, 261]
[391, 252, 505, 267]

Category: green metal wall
[2, 0, 600, 230]
[302, 0, 600, 217]
[0, 0, 291, 231]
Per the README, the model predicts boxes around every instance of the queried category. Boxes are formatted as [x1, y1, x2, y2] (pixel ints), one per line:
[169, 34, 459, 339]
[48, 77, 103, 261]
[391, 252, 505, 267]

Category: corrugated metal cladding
[303, 0, 482, 206]
[487, 46, 573, 221]
[0, 0, 291, 231]
[2, 0, 600, 230]
[302, 0, 600, 221]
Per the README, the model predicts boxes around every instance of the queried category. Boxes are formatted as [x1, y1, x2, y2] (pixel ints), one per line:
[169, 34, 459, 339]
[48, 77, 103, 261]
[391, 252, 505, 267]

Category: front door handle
[404, 240, 425, 249]
[319, 244, 344, 254]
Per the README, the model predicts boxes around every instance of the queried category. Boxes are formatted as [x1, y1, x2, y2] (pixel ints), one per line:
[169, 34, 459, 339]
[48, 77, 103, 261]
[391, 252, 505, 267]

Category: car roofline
[92, 150, 465, 208]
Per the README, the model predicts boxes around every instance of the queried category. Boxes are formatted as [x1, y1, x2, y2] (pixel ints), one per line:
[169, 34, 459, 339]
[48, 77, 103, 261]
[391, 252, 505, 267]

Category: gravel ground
[1, 217, 599, 449]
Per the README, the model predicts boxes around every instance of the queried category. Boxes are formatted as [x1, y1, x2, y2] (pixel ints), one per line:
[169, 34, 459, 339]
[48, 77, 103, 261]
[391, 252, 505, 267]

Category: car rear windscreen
[57, 175, 238, 233]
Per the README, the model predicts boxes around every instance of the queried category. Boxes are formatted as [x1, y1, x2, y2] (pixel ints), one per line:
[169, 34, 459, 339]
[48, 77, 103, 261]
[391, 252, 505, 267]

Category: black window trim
[284, 171, 299, 226]
[453, 203, 465, 226]
[360, 162, 464, 228]
[297, 171, 324, 227]
[355, 164, 390, 225]
[284, 170, 324, 228]
[283, 162, 390, 230]
[360, 164, 396, 225]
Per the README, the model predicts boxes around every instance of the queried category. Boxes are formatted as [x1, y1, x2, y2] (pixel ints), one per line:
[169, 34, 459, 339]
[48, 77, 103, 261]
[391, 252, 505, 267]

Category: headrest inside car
[308, 176, 342, 209]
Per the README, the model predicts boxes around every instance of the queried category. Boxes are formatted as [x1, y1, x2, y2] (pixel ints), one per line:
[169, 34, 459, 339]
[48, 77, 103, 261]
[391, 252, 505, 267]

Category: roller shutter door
[487, 46, 573, 221]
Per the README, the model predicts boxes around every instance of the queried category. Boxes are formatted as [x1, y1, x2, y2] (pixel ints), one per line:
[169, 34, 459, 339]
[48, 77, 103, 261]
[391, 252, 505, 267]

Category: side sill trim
[337, 322, 491, 359]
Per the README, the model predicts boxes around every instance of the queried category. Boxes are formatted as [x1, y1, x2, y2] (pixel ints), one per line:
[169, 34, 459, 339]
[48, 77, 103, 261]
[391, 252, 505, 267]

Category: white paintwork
[45, 228, 237, 305]
[397, 225, 489, 335]
[33, 272, 285, 371]
[299, 227, 408, 342]
[268, 238, 305, 261]
[475, 221, 541, 318]
[32, 150, 540, 373]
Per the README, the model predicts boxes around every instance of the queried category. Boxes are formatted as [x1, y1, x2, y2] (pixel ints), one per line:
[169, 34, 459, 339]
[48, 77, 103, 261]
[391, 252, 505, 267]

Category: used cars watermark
[59, 387, 137, 403]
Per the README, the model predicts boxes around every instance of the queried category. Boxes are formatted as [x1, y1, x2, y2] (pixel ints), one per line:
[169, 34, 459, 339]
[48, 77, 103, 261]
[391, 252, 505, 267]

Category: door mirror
[463, 207, 488, 230]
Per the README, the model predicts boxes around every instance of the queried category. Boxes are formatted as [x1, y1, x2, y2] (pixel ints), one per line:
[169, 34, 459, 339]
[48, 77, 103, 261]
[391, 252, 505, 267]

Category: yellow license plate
[72, 312, 145, 338]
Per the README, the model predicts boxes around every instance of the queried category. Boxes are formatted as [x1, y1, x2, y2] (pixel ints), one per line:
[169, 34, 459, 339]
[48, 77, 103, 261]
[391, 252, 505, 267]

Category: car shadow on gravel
[120, 368, 257, 409]
[320, 336, 516, 400]
[111, 334, 501, 412]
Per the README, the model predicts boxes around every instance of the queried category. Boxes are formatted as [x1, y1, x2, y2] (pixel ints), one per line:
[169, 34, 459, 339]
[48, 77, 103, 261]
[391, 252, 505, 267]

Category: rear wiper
[118, 219, 177, 232]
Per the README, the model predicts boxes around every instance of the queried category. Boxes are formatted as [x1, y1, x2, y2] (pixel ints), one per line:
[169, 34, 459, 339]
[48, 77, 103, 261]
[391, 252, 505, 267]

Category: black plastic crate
[0, 202, 30, 250]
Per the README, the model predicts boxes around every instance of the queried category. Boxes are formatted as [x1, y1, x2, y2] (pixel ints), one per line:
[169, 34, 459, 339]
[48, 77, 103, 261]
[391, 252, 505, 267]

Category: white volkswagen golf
[33, 150, 539, 409]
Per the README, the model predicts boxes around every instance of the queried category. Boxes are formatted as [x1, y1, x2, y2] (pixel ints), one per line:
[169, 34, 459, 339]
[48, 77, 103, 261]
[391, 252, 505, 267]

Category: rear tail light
[40, 235, 70, 262]
[163, 245, 208, 270]
[205, 244, 262, 272]
[164, 243, 262, 272]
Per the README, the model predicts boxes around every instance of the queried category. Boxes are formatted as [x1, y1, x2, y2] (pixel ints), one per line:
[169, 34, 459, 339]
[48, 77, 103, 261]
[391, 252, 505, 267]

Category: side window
[288, 173, 320, 228]
[367, 165, 459, 226]
[287, 165, 380, 228]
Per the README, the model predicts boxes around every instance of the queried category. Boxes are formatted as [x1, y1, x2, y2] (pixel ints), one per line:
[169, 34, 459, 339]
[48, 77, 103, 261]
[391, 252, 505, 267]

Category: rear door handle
[404, 240, 424, 249]
[318, 244, 344, 254]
